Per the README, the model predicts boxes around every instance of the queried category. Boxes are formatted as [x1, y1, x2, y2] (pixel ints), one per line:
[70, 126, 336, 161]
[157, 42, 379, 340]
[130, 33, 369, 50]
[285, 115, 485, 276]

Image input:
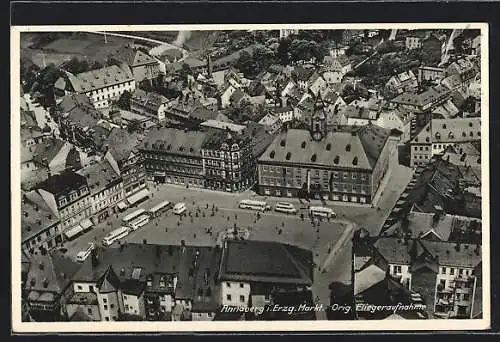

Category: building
[139, 127, 257, 193]
[354, 234, 482, 319]
[385, 70, 419, 95]
[272, 106, 295, 124]
[21, 191, 63, 255]
[139, 127, 207, 187]
[323, 55, 352, 76]
[130, 89, 170, 123]
[109, 45, 160, 83]
[410, 117, 481, 167]
[258, 113, 283, 134]
[279, 29, 299, 39]
[24, 249, 81, 321]
[375, 109, 413, 143]
[76, 159, 124, 224]
[257, 107, 393, 204]
[217, 240, 313, 314]
[202, 130, 255, 192]
[31, 138, 81, 176]
[56, 94, 102, 153]
[445, 58, 478, 87]
[389, 85, 451, 113]
[103, 128, 149, 208]
[54, 64, 135, 109]
[33, 170, 93, 238]
[405, 36, 422, 50]
[418, 66, 447, 84]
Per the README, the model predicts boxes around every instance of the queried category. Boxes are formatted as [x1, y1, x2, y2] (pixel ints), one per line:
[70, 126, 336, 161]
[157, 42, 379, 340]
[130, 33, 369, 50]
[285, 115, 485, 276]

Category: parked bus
[309, 206, 336, 218]
[76, 242, 96, 263]
[238, 199, 271, 212]
[102, 226, 130, 246]
[148, 200, 172, 218]
[274, 202, 298, 214]
[122, 208, 147, 225]
[128, 214, 150, 231]
[173, 202, 187, 215]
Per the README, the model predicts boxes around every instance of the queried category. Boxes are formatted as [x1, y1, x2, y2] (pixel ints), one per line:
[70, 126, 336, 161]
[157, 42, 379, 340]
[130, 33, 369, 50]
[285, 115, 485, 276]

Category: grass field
[43, 38, 93, 54]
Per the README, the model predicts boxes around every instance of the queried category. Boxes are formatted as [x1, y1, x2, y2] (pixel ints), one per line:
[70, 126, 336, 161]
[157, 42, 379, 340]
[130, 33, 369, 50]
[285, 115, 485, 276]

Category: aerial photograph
[15, 27, 485, 325]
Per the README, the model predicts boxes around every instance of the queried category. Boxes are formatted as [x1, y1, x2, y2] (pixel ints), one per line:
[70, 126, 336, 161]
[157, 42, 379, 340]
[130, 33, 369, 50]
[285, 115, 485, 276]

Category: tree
[253, 45, 275, 72]
[277, 38, 291, 65]
[116, 90, 131, 110]
[64, 57, 90, 74]
[235, 50, 256, 77]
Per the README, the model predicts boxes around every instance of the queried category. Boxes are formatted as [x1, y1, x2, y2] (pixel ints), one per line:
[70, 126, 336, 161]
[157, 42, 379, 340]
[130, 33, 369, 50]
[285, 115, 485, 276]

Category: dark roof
[21, 194, 59, 242]
[39, 169, 87, 197]
[292, 66, 316, 82]
[25, 249, 81, 295]
[32, 138, 67, 166]
[219, 240, 313, 285]
[58, 94, 101, 129]
[76, 159, 121, 194]
[131, 89, 169, 113]
[97, 265, 121, 293]
[140, 127, 208, 157]
[104, 128, 142, 163]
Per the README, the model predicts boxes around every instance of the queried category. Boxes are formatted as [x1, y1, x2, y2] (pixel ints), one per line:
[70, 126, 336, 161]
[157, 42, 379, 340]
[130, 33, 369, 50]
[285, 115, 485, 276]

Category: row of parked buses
[237, 200, 336, 218]
[101, 201, 188, 247]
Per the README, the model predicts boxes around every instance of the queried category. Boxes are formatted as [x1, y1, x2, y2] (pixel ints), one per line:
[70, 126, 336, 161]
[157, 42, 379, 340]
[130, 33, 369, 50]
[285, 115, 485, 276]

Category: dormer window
[442, 124, 446, 129]
[326, 143, 331, 151]
[470, 132, 474, 137]
[353, 157, 358, 165]
[280, 139, 286, 147]
[345, 144, 351, 152]
[285, 152, 291, 160]
[311, 154, 317, 162]
[435, 132, 441, 140]
[270, 151, 275, 159]
[334, 156, 339, 164]
[146, 277, 153, 287]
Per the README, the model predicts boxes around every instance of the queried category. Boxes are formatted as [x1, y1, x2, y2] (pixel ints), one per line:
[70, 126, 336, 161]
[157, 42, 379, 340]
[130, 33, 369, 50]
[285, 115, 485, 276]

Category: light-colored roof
[411, 117, 481, 144]
[354, 264, 386, 295]
[140, 127, 208, 157]
[258, 113, 281, 127]
[65, 65, 134, 93]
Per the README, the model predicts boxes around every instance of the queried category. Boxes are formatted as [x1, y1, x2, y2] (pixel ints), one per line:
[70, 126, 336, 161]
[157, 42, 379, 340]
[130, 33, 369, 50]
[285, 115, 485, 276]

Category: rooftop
[76, 159, 121, 194]
[259, 125, 391, 170]
[63, 64, 134, 93]
[39, 169, 88, 197]
[140, 127, 208, 157]
[219, 240, 313, 285]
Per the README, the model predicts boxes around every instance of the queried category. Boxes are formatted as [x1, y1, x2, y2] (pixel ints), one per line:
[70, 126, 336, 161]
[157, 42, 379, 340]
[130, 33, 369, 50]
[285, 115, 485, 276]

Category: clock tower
[310, 95, 326, 141]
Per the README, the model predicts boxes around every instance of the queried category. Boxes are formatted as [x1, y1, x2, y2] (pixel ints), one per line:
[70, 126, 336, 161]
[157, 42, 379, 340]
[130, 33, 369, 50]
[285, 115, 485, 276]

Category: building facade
[410, 117, 481, 167]
[54, 64, 136, 109]
[257, 107, 393, 204]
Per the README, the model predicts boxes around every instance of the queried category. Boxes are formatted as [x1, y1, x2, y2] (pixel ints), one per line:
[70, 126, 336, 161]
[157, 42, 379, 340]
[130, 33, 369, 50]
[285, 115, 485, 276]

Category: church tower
[310, 94, 327, 141]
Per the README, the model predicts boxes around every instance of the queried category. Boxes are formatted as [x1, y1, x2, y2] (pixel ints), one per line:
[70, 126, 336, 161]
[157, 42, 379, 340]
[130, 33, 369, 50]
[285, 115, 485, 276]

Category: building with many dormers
[257, 102, 393, 204]
[410, 117, 481, 167]
[138, 127, 257, 193]
[54, 64, 136, 109]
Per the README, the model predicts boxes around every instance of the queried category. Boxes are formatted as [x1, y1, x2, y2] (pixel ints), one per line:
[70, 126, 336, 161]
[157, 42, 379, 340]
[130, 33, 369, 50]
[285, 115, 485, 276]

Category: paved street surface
[23, 94, 60, 138]
[61, 155, 412, 320]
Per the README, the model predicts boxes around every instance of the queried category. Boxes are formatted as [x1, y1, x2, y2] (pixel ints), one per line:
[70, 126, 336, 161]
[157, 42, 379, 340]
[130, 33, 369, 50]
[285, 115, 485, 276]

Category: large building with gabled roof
[257, 105, 393, 204]
[54, 64, 136, 109]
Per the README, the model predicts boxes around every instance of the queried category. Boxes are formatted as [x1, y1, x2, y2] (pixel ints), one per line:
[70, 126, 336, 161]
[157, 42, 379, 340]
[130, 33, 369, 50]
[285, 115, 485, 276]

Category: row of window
[440, 267, 474, 276]
[261, 166, 369, 180]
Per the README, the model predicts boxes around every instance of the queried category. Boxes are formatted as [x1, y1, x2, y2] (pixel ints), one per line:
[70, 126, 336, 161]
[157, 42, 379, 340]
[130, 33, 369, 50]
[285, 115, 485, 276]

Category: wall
[410, 143, 432, 167]
[122, 292, 145, 317]
[220, 281, 251, 307]
[66, 303, 101, 321]
[410, 267, 437, 318]
[97, 291, 121, 321]
[370, 136, 392, 200]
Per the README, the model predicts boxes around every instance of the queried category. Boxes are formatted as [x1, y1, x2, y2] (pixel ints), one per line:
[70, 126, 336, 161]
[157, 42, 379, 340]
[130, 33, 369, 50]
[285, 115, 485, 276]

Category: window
[459, 269, 464, 276]
[240, 295, 245, 303]
[123, 295, 127, 300]
[226, 294, 232, 301]
[125, 305, 129, 310]
[105, 317, 109, 321]
[104, 305, 108, 310]
[87, 308, 92, 314]
[103, 298, 107, 303]
[450, 268, 455, 275]
[240, 283, 244, 288]
[226, 282, 231, 288]
[77, 285, 82, 290]
[394, 265, 402, 274]
[441, 267, 446, 274]
[420, 146, 423, 151]
[110, 304, 114, 309]
[463, 294, 470, 301]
